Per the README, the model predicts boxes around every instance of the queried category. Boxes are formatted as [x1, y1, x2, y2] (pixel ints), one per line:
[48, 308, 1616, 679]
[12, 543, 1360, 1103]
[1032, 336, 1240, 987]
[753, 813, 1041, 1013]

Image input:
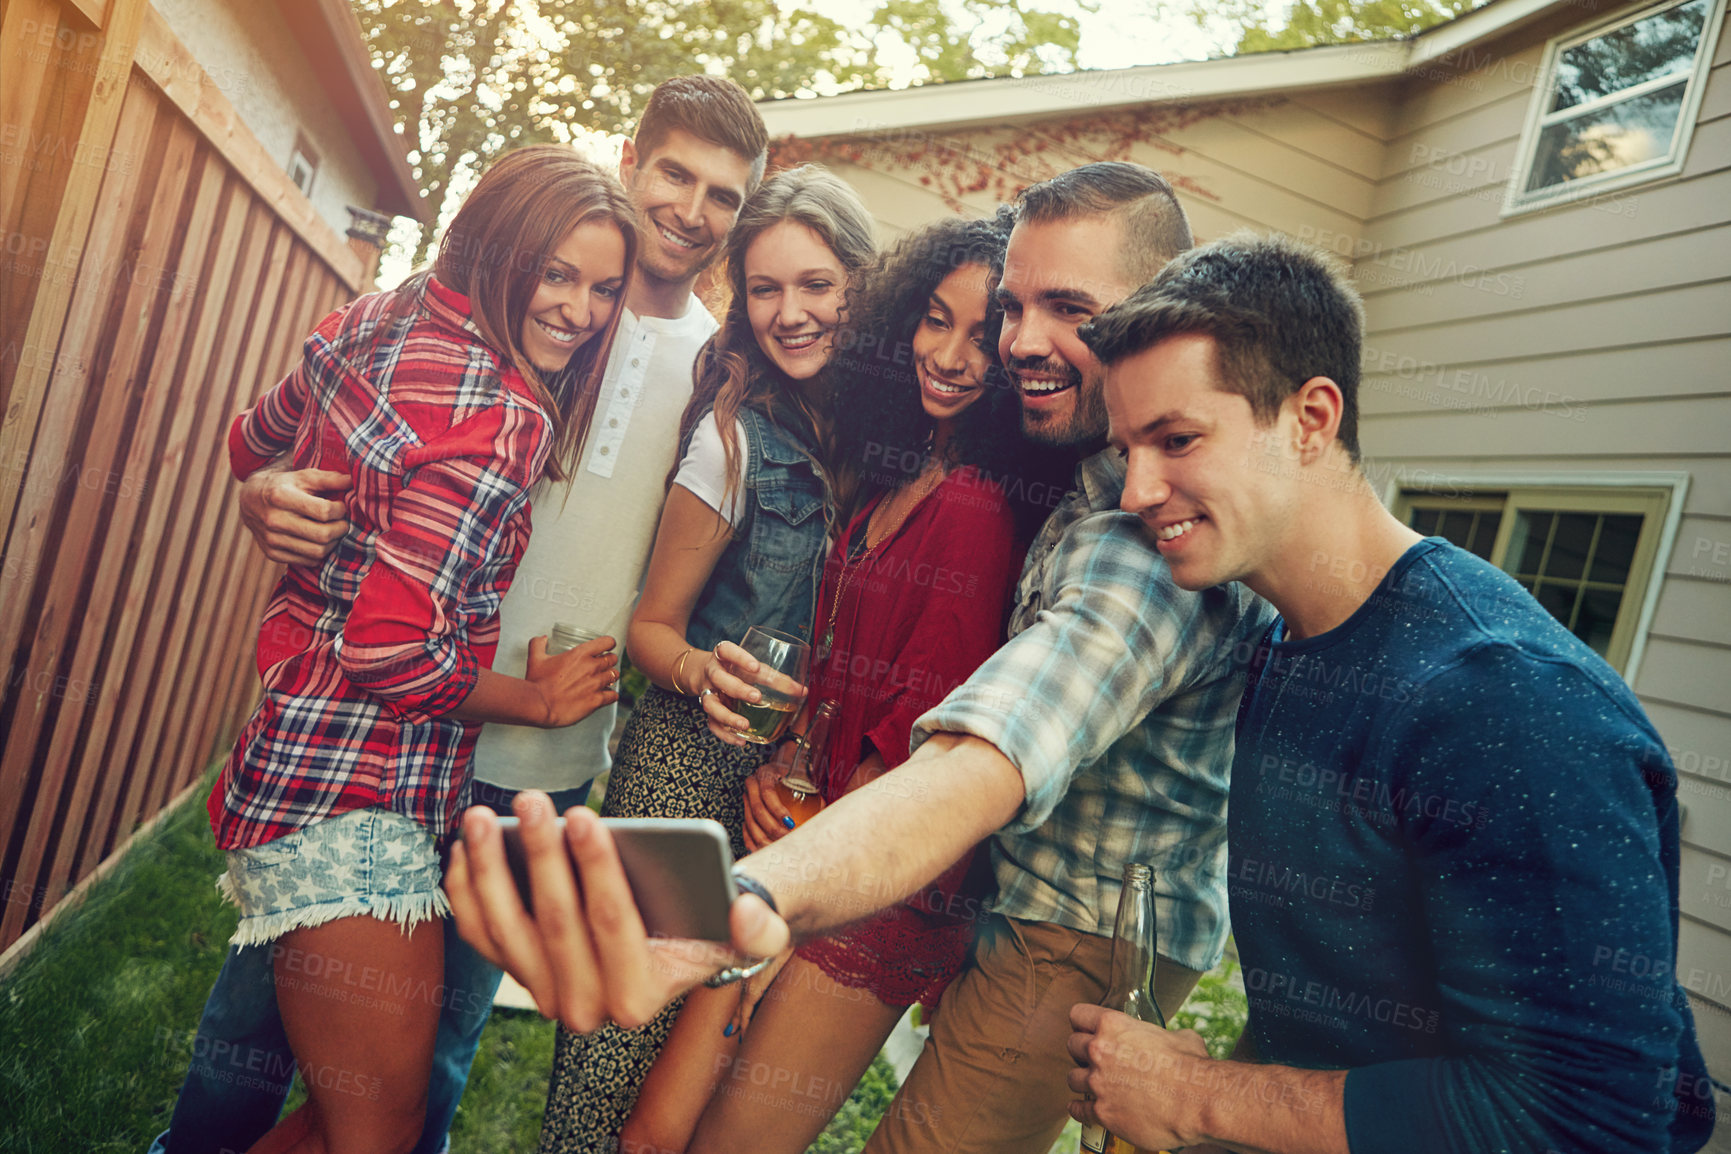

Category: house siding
[151, 0, 378, 238]
[1353, 0, 1731, 1071]
[791, 86, 1392, 245]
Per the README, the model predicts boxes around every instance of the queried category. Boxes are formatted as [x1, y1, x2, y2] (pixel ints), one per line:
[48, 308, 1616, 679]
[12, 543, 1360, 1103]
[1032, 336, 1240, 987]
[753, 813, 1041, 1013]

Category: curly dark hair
[827, 208, 1069, 537]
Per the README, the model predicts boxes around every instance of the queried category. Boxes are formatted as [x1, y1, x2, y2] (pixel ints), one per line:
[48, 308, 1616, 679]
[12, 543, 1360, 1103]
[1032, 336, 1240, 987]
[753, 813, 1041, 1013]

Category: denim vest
[686, 406, 830, 653]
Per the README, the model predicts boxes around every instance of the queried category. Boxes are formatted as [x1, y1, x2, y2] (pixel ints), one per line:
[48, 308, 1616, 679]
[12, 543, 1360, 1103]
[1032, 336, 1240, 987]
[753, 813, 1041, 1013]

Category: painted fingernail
[723, 1022, 736, 1037]
[782, 816, 796, 830]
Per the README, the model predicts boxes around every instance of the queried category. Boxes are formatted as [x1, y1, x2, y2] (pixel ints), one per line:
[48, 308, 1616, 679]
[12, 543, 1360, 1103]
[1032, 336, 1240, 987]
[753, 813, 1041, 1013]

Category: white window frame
[1382, 470, 1691, 683]
[1503, 0, 1726, 216]
[288, 135, 320, 199]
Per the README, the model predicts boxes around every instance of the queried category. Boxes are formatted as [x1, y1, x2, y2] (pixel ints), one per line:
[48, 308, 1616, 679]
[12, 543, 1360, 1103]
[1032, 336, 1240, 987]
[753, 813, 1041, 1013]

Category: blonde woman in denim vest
[537, 165, 875, 1153]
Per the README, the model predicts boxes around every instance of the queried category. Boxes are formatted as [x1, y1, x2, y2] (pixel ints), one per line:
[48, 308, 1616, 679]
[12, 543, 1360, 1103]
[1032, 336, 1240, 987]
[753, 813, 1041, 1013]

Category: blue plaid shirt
[912, 450, 1272, 973]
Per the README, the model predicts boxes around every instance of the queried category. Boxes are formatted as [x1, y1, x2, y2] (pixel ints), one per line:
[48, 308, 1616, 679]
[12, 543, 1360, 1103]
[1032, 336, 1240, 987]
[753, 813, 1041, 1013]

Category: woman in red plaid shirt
[203, 147, 636, 1154]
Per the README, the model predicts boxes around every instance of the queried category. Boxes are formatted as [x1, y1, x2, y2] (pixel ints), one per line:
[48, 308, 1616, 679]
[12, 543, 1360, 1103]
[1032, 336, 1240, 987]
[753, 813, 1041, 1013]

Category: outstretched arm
[445, 730, 1024, 1030]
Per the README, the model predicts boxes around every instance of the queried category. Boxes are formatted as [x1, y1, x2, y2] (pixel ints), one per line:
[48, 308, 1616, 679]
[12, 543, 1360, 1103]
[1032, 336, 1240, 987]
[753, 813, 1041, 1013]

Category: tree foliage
[1181, 0, 1481, 55]
[354, 0, 1085, 262]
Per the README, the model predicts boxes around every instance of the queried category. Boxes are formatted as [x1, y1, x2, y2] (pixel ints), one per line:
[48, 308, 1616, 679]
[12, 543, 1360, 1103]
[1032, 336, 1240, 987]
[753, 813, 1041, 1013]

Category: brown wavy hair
[432, 145, 638, 481]
[670, 164, 876, 511]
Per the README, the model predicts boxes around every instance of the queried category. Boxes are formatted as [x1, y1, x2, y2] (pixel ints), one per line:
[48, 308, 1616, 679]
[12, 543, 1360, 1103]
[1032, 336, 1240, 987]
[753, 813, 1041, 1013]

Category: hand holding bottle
[743, 755, 798, 850]
[1067, 1003, 1212, 1152]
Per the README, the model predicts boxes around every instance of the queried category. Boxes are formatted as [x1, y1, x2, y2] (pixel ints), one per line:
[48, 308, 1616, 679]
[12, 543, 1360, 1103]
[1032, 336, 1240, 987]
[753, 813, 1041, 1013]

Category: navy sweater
[1230, 539, 1711, 1153]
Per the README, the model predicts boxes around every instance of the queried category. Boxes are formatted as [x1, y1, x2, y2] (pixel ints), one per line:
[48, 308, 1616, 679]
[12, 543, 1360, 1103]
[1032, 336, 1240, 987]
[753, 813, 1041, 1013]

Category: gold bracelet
[672, 647, 696, 695]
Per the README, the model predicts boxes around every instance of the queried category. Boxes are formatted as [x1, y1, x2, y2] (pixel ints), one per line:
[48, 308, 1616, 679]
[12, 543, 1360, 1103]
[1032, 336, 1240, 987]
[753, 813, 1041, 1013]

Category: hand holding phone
[498, 816, 737, 942]
[446, 799, 788, 1034]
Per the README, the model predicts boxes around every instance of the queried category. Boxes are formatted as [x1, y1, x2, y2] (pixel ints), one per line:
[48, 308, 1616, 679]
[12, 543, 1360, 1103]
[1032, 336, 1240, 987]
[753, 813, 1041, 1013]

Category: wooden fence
[0, 0, 370, 956]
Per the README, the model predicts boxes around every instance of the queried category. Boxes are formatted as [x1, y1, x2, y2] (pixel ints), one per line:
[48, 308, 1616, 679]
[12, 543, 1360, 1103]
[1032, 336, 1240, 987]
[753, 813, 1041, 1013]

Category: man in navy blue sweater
[1064, 231, 1712, 1153]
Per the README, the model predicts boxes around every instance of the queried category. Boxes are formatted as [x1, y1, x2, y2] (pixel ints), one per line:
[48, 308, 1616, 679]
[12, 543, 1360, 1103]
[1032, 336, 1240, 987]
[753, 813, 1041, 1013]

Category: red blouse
[794, 464, 1020, 1008]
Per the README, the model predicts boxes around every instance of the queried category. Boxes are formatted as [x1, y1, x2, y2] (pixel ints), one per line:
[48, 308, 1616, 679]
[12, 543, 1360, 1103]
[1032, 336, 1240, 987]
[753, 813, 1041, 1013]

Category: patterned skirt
[537, 685, 767, 1153]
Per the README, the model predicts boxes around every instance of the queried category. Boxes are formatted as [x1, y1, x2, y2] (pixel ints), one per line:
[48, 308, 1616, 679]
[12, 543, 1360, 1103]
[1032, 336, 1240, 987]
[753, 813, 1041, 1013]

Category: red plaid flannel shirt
[210, 276, 549, 850]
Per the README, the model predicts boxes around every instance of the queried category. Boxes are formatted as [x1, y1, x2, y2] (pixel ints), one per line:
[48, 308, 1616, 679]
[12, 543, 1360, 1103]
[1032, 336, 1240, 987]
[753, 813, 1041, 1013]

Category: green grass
[0, 771, 1248, 1154]
[0, 770, 238, 1153]
[0, 770, 559, 1152]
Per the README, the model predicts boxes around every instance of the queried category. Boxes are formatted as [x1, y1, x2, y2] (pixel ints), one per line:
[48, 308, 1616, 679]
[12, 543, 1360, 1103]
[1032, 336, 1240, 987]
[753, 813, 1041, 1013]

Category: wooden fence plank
[0, 72, 158, 876]
[158, 243, 317, 810]
[70, 154, 242, 877]
[0, 93, 200, 944]
[126, 225, 299, 827]
[0, 0, 148, 564]
[0, 0, 100, 412]
[0, 68, 156, 681]
[42, 129, 225, 903]
[105, 202, 282, 850]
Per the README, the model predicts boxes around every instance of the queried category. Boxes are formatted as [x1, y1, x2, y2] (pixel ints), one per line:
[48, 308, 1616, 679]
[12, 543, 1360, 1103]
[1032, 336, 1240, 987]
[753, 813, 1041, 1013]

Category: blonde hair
[671, 164, 876, 510]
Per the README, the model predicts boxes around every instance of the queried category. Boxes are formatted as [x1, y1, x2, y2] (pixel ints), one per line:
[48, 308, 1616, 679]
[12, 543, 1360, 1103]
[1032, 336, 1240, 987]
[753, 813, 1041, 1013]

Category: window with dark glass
[1510, 0, 1721, 210]
[1397, 487, 1671, 673]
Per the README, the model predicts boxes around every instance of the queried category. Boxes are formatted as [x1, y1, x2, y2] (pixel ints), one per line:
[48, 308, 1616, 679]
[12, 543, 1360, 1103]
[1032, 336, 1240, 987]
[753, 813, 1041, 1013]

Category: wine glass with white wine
[726, 626, 809, 745]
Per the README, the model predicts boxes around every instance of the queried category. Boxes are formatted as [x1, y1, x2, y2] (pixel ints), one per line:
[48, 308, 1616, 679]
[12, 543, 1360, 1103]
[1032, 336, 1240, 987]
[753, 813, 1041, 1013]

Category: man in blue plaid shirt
[452, 161, 1271, 1154]
[854, 165, 1272, 1154]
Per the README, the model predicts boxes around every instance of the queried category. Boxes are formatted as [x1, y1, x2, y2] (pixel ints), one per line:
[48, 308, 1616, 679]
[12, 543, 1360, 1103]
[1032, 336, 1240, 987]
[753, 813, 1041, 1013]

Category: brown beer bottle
[1081, 863, 1163, 1154]
[774, 700, 834, 827]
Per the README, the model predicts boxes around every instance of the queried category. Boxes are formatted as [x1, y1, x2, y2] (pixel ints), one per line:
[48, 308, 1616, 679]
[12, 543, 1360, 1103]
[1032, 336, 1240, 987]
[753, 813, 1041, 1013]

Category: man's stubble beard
[1021, 369, 1110, 448]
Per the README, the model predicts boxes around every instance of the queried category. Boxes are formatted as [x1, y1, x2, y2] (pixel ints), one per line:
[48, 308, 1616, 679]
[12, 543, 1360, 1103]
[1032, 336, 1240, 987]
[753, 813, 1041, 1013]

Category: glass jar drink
[548, 622, 602, 655]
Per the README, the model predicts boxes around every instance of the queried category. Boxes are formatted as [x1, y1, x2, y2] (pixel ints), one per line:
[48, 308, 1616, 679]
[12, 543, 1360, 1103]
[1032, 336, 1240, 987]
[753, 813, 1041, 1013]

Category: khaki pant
[865, 915, 1203, 1154]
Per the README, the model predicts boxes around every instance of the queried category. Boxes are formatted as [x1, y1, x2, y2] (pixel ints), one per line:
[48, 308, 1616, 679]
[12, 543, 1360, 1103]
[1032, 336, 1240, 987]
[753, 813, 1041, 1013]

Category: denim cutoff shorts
[217, 807, 450, 948]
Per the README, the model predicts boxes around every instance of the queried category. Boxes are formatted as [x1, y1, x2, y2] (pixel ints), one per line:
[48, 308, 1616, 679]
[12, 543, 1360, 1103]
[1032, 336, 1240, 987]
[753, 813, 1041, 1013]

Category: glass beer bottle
[774, 701, 834, 827]
[1081, 862, 1163, 1154]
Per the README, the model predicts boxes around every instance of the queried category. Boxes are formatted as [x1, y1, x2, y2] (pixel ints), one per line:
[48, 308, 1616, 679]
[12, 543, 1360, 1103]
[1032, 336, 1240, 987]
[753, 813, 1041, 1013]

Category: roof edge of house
[277, 0, 427, 221]
[758, 0, 1580, 140]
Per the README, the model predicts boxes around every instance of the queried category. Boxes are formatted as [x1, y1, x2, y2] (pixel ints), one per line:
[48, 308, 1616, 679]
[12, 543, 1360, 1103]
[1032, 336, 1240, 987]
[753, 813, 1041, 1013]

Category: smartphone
[496, 816, 738, 942]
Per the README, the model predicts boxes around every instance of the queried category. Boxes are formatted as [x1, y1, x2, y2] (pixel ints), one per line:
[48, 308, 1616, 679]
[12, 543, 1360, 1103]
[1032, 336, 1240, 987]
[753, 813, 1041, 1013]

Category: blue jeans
[151, 783, 588, 1154]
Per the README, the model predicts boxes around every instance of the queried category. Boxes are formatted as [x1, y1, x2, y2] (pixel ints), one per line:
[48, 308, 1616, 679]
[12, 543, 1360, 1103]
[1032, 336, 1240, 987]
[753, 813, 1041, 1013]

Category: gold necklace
[820, 464, 946, 656]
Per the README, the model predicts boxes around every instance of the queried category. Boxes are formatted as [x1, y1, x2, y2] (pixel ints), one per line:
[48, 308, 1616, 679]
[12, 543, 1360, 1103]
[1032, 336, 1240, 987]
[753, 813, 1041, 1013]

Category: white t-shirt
[472, 297, 718, 791]
[673, 412, 749, 526]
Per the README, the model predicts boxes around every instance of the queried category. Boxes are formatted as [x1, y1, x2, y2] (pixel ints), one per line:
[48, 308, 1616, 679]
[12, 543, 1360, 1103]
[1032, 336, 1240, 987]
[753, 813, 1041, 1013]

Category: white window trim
[1503, 0, 1727, 216]
[1379, 469, 1692, 685]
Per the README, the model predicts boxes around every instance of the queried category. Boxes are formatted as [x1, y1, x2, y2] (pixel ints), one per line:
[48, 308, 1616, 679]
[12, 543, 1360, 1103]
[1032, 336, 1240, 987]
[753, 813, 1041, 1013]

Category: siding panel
[1665, 517, 1731, 584]
[1391, 43, 1548, 135]
[1359, 337, 1731, 415]
[1360, 224, 1731, 331]
[1647, 701, 1731, 776]
[1289, 84, 1402, 143]
[1633, 636, 1731, 717]
[1680, 915, 1731, 1008]
[1362, 394, 1731, 458]
[1360, 280, 1731, 365]
[1681, 844, 1731, 935]
[1196, 96, 1390, 182]
[1366, 155, 1728, 261]
[1651, 576, 1731, 648]
[1679, 770, 1731, 857]
[1380, 89, 1529, 180]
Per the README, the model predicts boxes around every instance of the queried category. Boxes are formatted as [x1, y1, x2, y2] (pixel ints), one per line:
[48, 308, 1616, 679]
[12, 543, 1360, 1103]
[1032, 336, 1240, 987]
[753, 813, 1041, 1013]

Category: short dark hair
[1079, 230, 1366, 462]
[634, 75, 770, 189]
[1016, 162, 1193, 285]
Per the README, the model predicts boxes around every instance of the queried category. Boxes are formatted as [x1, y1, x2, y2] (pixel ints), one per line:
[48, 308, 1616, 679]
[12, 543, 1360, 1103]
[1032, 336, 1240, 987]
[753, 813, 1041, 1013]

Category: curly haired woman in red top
[202, 147, 635, 1154]
[622, 212, 1073, 1154]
